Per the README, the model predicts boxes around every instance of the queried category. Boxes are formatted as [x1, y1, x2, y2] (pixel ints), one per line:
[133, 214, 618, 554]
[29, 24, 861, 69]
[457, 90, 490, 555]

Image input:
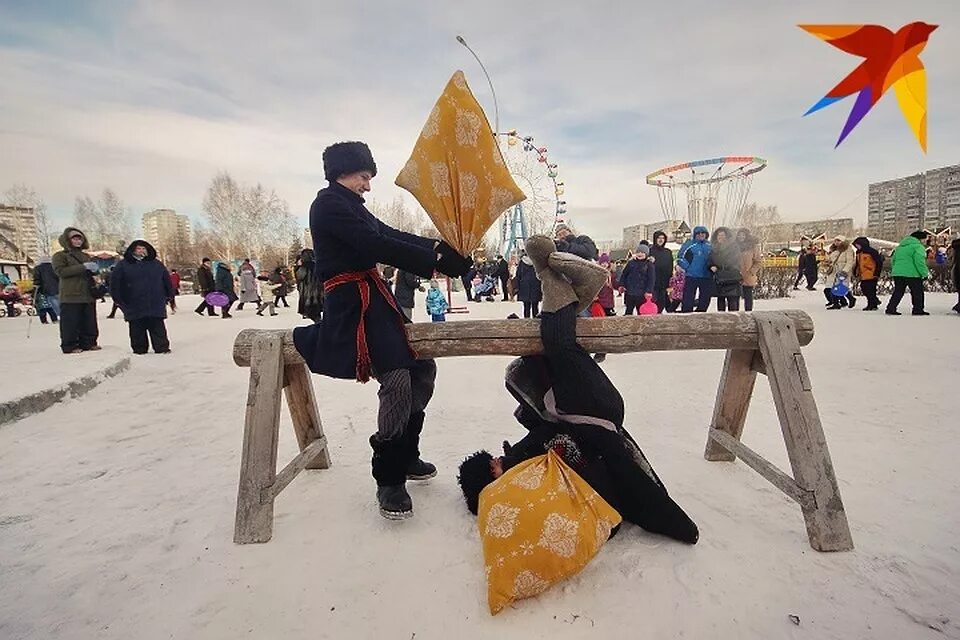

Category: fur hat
[458, 451, 495, 515]
[323, 141, 378, 182]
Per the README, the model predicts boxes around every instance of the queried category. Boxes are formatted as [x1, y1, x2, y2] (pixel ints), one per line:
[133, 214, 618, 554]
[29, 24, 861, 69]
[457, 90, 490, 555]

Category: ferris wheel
[496, 129, 567, 257]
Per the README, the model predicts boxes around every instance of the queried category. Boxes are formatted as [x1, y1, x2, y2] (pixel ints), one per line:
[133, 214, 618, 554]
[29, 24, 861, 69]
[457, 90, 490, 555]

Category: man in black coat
[32, 257, 60, 324]
[292, 141, 471, 520]
[554, 223, 599, 261]
[796, 246, 819, 290]
[393, 269, 422, 321]
[110, 240, 174, 354]
[649, 231, 674, 312]
[194, 258, 218, 316]
[494, 254, 510, 301]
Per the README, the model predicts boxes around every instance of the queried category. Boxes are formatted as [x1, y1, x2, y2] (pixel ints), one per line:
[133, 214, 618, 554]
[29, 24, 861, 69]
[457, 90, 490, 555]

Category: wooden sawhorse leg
[705, 312, 853, 552]
[234, 338, 333, 544]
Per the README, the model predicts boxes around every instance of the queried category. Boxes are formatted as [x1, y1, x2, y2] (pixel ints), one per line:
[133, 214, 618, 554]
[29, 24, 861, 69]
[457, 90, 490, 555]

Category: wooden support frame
[232, 311, 852, 551]
[703, 312, 853, 551]
[234, 335, 332, 544]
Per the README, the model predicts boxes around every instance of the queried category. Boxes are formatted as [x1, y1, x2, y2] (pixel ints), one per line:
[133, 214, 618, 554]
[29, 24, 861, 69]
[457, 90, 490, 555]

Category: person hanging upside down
[457, 235, 700, 544]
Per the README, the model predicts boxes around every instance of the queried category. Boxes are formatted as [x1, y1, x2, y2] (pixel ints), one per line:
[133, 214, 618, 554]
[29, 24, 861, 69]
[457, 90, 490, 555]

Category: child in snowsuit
[457, 236, 700, 545]
[618, 244, 656, 315]
[425, 279, 449, 322]
[667, 265, 685, 313]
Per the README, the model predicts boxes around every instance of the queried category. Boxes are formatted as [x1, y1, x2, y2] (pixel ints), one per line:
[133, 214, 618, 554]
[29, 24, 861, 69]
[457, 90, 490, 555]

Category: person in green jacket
[51, 227, 101, 353]
[886, 230, 930, 316]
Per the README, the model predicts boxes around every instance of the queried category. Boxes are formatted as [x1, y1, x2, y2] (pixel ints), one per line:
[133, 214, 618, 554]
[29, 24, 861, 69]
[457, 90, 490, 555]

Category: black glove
[436, 241, 473, 277]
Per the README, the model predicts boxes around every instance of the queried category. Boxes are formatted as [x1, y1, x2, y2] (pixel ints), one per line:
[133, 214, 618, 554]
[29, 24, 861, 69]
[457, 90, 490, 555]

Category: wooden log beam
[707, 428, 815, 510]
[233, 311, 815, 367]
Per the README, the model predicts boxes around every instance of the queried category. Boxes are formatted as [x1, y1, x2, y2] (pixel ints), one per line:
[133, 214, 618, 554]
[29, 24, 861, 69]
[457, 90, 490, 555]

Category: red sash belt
[324, 268, 414, 382]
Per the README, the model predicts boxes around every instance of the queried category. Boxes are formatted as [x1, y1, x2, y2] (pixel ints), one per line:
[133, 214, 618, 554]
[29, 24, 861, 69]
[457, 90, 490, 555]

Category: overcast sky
[1, 0, 958, 240]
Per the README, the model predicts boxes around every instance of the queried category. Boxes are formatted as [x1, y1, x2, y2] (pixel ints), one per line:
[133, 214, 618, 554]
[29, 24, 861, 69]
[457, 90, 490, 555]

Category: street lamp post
[456, 35, 500, 137]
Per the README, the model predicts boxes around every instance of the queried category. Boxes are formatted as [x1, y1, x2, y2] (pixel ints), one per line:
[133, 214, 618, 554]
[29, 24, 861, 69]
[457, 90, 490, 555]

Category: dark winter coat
[619, 256, 656, 296]
[394, 270, 421, 308]
[649, 233, 674, 290]
[556, 234, 599, 261]
[515, 258, 542, 303]
[951, 239, 960, 287]
[215, 265, 237, 299]
[500, 349, 698, 543]
[708, 237, 743, 297]
[196, 264, 215, 294]
[799, 252, 819, 275]
[109, 240, 174, 321]
[296, 256, 323, 321]
[33, 262, 60, 297]
[51, 227, 95, 303]
[293, 181, 437, 380]
[495, 258, 509, 279]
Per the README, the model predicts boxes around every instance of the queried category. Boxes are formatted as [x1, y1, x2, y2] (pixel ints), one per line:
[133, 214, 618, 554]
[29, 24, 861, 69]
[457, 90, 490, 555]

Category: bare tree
[734, 203, 783, 243]
[72, 188, 134, 250]
[4, 183, 53, 256]
[201, 171, 298, 262]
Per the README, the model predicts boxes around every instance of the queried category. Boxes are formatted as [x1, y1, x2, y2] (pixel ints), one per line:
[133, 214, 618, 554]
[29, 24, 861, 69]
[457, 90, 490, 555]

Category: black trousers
[624, 293, 643, 315]
[370, 359, 437, 486]
[681, 277, 713, 312]
[540, 303, 624, 426]
[194, 298, 217, 316]
[500, 275, 510, 300]
[59, 303, 99, 352]
[886, 277, 924, 313]
[462, 275, 474, 301]
[794, 271, 804, 288]
[522, 300, 540, 318]
[653, 286, 669, 313]
[274, 294, 289, 307]
[129, 317, 170, 353]
[861, 279, 881, 309]
[742, 285, 754, 311]
[716, 295, 740, 311]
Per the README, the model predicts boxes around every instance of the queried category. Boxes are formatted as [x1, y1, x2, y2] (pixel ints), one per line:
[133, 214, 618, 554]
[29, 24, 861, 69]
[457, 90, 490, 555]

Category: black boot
[370, 435, 413, 519]
[404, 412, 437, 481]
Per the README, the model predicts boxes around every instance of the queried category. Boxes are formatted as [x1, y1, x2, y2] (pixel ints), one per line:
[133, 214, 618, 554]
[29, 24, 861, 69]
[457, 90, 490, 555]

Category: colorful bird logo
[799, 22, 937, 152]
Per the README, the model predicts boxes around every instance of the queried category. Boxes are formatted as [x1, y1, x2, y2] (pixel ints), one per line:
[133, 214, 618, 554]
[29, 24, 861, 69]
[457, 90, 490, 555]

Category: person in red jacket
[168, 269, 181, 313]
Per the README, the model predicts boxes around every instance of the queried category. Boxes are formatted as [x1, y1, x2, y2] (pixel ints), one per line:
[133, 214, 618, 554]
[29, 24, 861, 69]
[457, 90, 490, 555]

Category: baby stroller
[0, 286, 37, 317]
[473, 275, 497, 302]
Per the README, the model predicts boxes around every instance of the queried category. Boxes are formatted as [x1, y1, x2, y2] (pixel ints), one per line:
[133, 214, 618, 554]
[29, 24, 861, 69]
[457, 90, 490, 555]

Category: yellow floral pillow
[477, 450, 622, 615]
[395, 70, 526, 255]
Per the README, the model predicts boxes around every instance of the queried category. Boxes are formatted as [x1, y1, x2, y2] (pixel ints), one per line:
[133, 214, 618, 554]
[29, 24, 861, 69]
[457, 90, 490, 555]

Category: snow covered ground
[0, 289, 957, 640]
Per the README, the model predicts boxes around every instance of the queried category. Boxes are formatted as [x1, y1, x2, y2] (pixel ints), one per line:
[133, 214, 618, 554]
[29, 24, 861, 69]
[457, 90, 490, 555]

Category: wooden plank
[704, 349, 759, 462]
[233, 334, 284, 544]
[232, 311, 816, 366]
[283, 364, 331, 470]
[707, 428, 815, 510]
[755, 312, 854, 552]
[261, 437, 329, 503]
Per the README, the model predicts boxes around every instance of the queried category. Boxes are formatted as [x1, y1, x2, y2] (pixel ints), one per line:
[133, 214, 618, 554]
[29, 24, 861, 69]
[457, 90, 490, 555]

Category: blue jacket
[619, 257, 656, 296]
[109, 240, 174, 321]
[425, 287, 448, 316]
[677, 226, 712, 278]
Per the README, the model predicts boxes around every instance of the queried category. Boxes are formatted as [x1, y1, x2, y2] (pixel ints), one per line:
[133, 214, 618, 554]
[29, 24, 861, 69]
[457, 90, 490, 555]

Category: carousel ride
[646, 156, 768, 230]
